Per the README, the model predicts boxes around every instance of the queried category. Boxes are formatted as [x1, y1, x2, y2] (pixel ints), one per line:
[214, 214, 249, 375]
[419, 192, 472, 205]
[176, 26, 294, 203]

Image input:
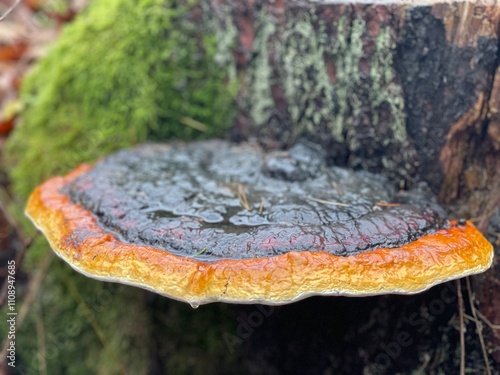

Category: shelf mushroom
[26, 140, 493, 307]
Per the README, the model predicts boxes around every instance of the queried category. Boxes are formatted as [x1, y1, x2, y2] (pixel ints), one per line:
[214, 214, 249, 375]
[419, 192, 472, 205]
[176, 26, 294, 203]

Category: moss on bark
[4, 0, 237, 200]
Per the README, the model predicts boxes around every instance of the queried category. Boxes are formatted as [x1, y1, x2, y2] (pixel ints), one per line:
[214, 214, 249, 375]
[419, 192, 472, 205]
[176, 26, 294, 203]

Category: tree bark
[200, 0, 500, 371]
[207, 1, 500, 197]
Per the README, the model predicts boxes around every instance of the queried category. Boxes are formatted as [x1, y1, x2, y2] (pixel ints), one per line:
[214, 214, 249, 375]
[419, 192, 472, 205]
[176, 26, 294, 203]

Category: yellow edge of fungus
[26, 165, 494, 306]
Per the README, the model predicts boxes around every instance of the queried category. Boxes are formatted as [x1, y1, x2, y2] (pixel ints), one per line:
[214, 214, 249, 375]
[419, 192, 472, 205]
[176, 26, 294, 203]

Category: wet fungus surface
[26, 140, 493, 305]
[64, 141, 446, 260]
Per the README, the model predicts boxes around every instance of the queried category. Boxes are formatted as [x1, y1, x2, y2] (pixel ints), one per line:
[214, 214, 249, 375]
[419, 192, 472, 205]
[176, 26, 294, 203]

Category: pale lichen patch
[369, 26, 407, 144]
[282, 11, 340, 140]
[245, 8, 276, 127]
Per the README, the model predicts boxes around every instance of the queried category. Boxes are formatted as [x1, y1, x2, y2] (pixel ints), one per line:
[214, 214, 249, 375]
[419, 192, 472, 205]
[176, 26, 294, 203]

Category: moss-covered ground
[5, 0, 237, 200]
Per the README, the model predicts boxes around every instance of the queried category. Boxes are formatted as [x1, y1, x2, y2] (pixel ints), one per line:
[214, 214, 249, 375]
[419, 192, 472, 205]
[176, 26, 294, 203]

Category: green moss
[4, 0, 237, 200]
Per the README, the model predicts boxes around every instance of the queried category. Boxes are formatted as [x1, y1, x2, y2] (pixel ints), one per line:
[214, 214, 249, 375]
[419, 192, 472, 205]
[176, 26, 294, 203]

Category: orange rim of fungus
[26, 165, 494, 306]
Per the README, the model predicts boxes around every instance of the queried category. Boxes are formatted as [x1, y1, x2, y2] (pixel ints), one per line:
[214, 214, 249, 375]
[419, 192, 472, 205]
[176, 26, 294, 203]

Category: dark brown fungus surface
[26, 140, 493, 306]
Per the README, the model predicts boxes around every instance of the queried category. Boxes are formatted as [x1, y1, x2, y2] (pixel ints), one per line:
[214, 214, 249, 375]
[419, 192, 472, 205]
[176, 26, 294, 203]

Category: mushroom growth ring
[26, 140, 493, 306]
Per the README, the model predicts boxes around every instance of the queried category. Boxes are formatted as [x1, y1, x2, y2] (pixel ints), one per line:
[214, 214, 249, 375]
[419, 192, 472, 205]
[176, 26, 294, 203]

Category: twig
[475, 309, 500, 331]
[375, 202, 401, 207]
[237, 183, 251, 211]
[179, 116, 208, 132]
[464, 313, 475, 323]
[60, 267, 127, 375]
[35, 300, 48, 375]
[415, 353, 431, 374]
[17, 251, 53, 327]
[192, 248, 207, 258]
[457, 279, 465, 375]
[428, 347, 444, 371]
[258, 198, 265, 214]
[306, 196, 350, 207]
[466, 277, 492, 375]
[330, 182, 345, 195]
[0, 0, 21, 21]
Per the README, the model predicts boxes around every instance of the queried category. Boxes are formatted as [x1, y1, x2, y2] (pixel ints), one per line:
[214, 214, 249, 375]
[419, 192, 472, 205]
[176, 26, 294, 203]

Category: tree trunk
[200, 0, 500, 371]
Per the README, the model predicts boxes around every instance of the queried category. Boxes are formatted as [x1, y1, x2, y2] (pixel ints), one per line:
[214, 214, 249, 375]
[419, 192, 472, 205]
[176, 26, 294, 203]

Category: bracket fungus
[26, 140, 493, 306]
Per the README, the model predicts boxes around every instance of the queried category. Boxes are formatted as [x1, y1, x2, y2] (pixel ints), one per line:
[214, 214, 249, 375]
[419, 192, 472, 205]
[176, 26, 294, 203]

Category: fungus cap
[26, 141, 494, 306]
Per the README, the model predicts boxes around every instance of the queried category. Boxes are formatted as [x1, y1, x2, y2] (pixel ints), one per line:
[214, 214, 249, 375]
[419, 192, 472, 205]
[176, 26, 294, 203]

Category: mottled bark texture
[201, 0, 500, 371]
[208, 1, 499, 198]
